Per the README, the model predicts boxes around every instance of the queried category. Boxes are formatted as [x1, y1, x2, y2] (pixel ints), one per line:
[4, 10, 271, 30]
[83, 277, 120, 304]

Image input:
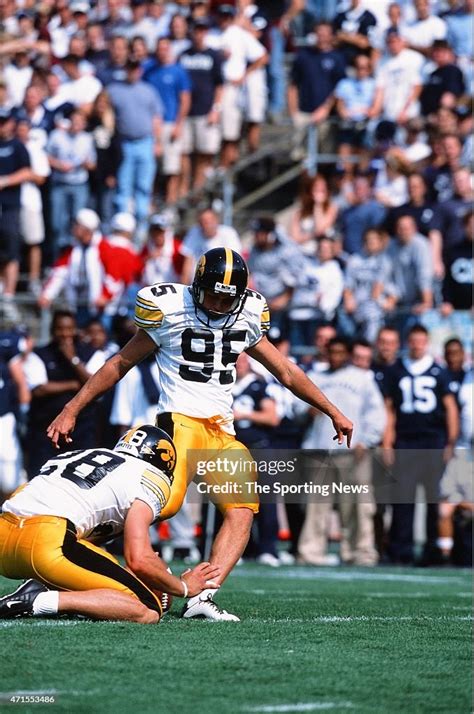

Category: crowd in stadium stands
[0, 0, 472, 567]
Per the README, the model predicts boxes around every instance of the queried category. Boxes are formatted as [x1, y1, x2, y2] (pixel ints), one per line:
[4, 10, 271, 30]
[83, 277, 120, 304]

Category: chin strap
[192, 291, 247, 329]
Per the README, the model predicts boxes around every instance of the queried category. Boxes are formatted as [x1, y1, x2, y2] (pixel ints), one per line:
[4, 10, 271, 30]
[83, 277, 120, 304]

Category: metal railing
[200, 121, 360, 231]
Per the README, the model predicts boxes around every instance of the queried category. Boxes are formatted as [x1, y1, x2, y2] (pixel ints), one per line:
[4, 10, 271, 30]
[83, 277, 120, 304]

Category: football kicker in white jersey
[134, 281, 270, 432]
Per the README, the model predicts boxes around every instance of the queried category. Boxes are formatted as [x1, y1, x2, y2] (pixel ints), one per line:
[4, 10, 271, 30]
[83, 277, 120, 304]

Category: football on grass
[155, 590, 173, 616]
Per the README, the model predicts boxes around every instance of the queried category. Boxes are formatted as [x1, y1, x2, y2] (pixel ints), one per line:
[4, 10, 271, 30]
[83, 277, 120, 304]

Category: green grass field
[0, 565, 471, 714]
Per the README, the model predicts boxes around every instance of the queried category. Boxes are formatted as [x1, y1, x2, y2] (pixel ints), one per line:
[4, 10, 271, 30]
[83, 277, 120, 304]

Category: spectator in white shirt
[3, 50, 33, 108]
[371, 30, 423, 128]
[243, 14, 269, 154]
[401, 0, 447, 56]
[56, 54, 103, 115]
[207, 5, 267, 168]
[374, 149, 410, 208]
[180, 207, 241, 283]
[47, 1, 77, 59]
[298, 337, 385, 566]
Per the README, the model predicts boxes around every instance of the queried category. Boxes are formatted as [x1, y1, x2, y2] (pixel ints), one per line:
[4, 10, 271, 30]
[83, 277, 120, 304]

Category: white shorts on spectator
[221, 84, 243, 142]
[183, 116, 221, 155]
[161, 122, 185, 176]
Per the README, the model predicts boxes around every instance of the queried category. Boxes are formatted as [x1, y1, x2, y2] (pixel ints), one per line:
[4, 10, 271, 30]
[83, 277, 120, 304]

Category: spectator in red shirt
[100, 212, 144, 310]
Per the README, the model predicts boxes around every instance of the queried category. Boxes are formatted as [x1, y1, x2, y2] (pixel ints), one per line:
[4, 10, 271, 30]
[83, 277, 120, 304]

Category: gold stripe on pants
[0, 513, 162, 614]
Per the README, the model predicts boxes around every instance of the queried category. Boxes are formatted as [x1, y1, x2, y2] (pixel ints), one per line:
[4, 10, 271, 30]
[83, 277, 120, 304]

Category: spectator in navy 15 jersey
[143, 37, 192, 204]
[382, 324, 459, 565]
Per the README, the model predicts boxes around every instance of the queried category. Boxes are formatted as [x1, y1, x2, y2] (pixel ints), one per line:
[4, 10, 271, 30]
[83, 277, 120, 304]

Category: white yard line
[234, 568, 470, 585]
[245, 703, 355, 712]
[245, 615, 472, 624]
[366, 592, 433, 598]
[0, 690, 59, 696]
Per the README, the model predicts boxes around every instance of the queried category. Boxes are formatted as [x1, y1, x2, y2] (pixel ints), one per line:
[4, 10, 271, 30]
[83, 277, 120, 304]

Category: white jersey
[301, 365, 386, 450]
[2, 449, 171, 541]
[134, 283, 270, 431]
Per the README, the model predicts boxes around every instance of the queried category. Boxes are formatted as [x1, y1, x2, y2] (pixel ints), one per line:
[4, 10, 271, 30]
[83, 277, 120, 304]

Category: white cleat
[181, 593, 240, 622]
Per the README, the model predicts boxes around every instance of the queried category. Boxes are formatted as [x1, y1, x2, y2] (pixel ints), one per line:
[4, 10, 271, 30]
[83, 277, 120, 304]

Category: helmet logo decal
[214, 282, 237, 295]
[196, 255, 206, 278]
[156, 438, 177, 471]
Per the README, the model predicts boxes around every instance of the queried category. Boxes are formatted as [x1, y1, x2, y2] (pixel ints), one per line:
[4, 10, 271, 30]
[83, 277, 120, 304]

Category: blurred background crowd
[0, 0, 472, 568]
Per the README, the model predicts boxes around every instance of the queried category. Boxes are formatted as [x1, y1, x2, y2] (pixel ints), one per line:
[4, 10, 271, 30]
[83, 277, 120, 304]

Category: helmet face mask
[192, 248, 249, 328]
[114, 425, 176, 478]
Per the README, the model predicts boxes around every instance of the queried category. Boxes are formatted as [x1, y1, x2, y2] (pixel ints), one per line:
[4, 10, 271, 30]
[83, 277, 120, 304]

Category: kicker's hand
[331, 412, 353, 448]
[180, 562, 221, 597]
[46, 407, 76, 448]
